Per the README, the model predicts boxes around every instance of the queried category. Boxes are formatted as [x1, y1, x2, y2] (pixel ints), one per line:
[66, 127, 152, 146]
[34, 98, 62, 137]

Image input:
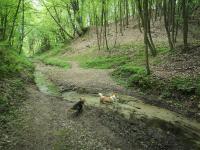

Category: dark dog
[70, 98, 85, 116]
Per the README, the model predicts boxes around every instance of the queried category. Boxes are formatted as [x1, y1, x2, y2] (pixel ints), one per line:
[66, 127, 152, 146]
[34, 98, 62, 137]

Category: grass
[0, 46, 34, 78]
[83, 56, 129, 69]
[72, 42, 170, 70]
[67, 42, 199, 102]
[42, 58, 70, 69]
[0, 45, 34, 111]
[35, 41, 200, 103]
[36, 46, 71, 69]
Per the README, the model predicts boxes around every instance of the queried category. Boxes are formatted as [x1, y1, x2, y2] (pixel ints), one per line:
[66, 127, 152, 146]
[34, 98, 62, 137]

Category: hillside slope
[36, 17, 200, 121]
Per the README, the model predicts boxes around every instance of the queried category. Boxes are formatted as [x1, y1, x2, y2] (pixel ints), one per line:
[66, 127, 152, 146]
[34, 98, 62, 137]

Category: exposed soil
[36, 61, 124, 94]
[62, 18, 200, 120]
[4, 83, 198, 150]
[2, 18, 200, 150]
[1, 60, 198, 149]
[68, 18, 200, 80]
[152, 45, 200, 79]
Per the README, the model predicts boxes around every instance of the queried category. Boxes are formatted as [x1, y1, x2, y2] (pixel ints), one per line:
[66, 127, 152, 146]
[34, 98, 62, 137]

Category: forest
[0, 0, 200, 149]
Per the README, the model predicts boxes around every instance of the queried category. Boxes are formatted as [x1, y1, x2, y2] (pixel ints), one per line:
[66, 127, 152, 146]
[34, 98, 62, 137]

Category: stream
[34, 69, 200, 149]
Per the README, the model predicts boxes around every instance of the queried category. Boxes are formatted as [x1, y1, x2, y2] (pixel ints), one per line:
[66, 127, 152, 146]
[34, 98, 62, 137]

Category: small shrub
[113, 65, 146, 79]
[42, 58, 70, 69]
[84, 56, 129, 69]
[0, 47, 34, 78]
[169, 76, 200, 97]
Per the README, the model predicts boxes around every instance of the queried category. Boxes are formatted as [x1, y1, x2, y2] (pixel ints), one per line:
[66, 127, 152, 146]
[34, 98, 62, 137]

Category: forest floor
[5, 60, 199, 150]
[2, 19, 200, 150]
[36, 61, 124, 93]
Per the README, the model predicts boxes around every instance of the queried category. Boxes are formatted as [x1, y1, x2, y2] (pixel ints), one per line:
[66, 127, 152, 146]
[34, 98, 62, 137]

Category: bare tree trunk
[66, 4, 82, 36]
[8, 0, 21, 46]
[95, 14, 100, 51]
[103, 0, 109, 51]
[130, 0, 135, 22]
[19, 0, 25, 54]
[114, 1, 118, 47]
[136, 0, 144, 32]
[143, 0, 150, 75]
[125, 0, 129, 26]
[163, 0, 174, 50]
[147, 11, 156, 56]
[182, 0, 188, 49]
[119, 0, 123, 35]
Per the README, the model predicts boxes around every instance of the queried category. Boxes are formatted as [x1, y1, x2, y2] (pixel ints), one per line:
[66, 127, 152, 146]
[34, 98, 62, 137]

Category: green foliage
[127, 74, 200, 99]
[108, 42, 199, 99]
[36, 46, 71, 69]
[113, 65, 146, 78]
[0, 47, 34, 78]
[84, 56, 129, 69]
[171, 77, 200, 95]
[128, 74, 151, 90]
[42, 58, 70, 69]
[156, 44, 170, 54]
[0, 45, 33, 119]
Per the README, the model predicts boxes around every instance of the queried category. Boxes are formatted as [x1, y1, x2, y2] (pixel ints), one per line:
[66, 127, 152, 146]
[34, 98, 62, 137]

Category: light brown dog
[98, 93, 117, 104]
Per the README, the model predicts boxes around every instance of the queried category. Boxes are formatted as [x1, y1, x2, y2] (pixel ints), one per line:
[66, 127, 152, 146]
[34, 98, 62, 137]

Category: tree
[8, 0, 22, 46]
[143, 0, 151, 75]
[182, 0, 189, 49]
[19, 0, 25, 54]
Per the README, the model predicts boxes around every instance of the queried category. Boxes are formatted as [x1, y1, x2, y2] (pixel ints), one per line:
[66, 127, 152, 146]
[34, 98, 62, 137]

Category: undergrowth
[0, 45, 34, 148]
[36, 46, 71, 69]
[0, 47, 33, 79]
[75, 42, 199, 104]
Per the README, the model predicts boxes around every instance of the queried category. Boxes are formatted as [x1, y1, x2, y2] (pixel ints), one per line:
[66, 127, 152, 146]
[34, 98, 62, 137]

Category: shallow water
[62, 92, 200, 129]
[34, 70, 200, 147]
[62, 91, 200, 146]
[34, 71, 60, 96]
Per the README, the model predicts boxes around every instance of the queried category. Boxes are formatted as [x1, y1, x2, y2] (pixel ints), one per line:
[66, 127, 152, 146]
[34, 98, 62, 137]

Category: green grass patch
[170, 77, 200, 96]
[83, 56, 129, 69]
[37, 45, 71, 59]
[42, 57, 70, 69]
[112, 64, 146, 79]
[0, 46, 34, 79]
[127, 74, 200, 100]
[105, 42, 199, 101]
[36, 46, 71, 69]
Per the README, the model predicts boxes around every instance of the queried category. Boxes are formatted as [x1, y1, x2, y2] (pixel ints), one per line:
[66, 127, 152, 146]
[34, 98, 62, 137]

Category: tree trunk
[143, 0, 150, 75]
[163, 0, 174, 50]
[19, 0, 25, 54]
[103, 0, 109, 51]
[182, 0, 188, 49]
[8, 0, 22, 46]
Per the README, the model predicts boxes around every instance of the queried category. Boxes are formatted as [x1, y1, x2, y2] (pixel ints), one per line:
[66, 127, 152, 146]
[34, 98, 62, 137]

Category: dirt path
[13, 85, 128, 150]
[1, 61, 196, 149]
[36, 61, 124, 94]
[10, 84, 195, 150]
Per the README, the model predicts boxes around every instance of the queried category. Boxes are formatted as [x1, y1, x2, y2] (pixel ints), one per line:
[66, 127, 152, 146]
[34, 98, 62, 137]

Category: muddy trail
[6, 61, 200, 150]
